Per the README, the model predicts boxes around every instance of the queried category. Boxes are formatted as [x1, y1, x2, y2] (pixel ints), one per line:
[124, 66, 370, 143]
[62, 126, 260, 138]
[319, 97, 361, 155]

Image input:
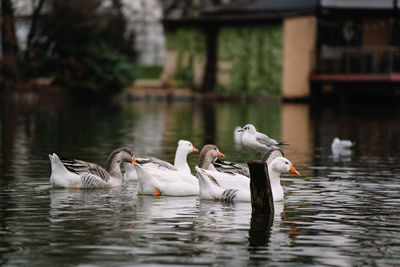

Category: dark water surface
[1, 95, 400, 266]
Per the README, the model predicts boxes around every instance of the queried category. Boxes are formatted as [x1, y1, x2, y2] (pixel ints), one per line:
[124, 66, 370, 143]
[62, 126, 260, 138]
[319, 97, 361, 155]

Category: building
[311, 0, 400, 98]
[160, 0, 400, 99]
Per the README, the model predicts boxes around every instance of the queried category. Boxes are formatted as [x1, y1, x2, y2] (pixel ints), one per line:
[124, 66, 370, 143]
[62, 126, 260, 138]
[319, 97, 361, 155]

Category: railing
[316, 46, 400, 74]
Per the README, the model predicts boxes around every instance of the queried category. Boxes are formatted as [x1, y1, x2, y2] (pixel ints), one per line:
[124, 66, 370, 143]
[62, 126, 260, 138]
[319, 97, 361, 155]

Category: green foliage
[166, 28, 205, 55]
[138, 66, 163, 80]
[217, 25, 283, 96]
[56, 42, 137, 93]
[165, 27, 205, 87]
[30, 0, 137, 94]
[174, 53, 195, 87]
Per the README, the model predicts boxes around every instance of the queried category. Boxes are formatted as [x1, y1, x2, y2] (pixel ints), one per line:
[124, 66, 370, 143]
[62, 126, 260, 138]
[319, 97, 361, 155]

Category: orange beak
[217, 151, 225, 158]
[192, 146, 199, 153]
[131, 157, 136, 164]
[289, 165, 300, 176]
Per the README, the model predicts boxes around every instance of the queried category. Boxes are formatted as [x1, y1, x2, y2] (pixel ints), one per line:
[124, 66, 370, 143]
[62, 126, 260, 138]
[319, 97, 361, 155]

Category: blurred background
[1, 1, 400, 266]
[1, 0, 399, 98]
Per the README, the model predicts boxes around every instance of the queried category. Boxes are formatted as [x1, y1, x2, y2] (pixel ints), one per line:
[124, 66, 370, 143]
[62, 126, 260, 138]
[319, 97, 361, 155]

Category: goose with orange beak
[195, 148, 300, 202]
[49, 147, 136, 188]
[124, 140, 198, 181]
[133, 144, 224, 196]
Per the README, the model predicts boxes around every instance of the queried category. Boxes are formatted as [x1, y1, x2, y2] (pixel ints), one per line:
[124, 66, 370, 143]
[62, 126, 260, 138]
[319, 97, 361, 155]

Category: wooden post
[248, 160, 274, 247]
[247, 161, 274, 215]
[248, 212, 274, 248]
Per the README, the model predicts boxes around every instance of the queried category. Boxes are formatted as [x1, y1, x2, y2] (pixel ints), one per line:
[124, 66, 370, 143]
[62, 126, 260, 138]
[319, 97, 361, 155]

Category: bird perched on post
[238, 124, 287, 159]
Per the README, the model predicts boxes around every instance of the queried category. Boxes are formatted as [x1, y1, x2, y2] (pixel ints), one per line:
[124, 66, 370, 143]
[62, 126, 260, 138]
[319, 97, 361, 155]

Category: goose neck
[268, 166, 281, 186]
[106, 157, 123, 180]
[174, 147, 190, 172]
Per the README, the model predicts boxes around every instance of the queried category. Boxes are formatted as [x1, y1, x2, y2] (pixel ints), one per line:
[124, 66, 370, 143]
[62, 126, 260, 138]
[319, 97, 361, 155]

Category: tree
[1, 0, 20, 89]
[31, 0, 137, 94]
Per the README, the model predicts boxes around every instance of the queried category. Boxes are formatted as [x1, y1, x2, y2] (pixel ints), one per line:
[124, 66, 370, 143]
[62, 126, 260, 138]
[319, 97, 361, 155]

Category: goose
[212, 149, 286, 178]
[49, 147, 136, 188]
[133, 163, 199, 196]
[239, 124, 287, 159]
[124, 140, 198, 181]
[195, 149, 300, 202]
[197, 145, 250, 189]
[213, 158, 250, 177]
[133, 144, 218, 196]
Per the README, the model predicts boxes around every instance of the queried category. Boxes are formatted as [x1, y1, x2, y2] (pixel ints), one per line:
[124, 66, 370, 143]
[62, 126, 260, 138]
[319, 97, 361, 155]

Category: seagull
[238, 124, 286, 159]
[234, 126, 243, 146]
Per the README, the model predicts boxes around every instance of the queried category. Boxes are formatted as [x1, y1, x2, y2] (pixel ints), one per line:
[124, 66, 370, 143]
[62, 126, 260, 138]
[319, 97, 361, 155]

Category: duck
[133, 143, 214, 196]
[239, 124, 287, 159]
[124, 140, 198, 181]
[49, 147, 136, 188]
[195, 148, 300, 202]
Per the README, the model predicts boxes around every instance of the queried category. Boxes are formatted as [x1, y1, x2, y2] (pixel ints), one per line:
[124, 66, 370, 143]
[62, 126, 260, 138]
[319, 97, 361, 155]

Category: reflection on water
[1, 95, 400, 265]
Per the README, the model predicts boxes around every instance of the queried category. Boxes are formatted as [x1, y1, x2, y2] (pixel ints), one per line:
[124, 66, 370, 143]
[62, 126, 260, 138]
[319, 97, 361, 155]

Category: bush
[30, 0, 137, 94]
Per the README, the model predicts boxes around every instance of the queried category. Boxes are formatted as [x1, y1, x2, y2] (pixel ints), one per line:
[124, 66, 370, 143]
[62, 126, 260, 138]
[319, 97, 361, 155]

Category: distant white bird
[239, 124, 286, 159]
[331, 137, 354, 157]
[234, 126, 243, 147]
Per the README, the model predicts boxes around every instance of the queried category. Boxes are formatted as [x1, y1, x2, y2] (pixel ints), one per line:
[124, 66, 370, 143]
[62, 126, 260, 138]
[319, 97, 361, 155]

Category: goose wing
[213, 159, 250, 177]
[136, 157, 178, 171]
[80, 173, 109, 188]
[61, 159, 111, 182]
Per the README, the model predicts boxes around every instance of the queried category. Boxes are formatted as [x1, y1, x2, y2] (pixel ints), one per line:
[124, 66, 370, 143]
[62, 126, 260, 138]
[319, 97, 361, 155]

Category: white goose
[133, 144, 214, 196]
[124, 140, 198, 181]
[195, 148, 300, 202]
[49, 147, 136, 188]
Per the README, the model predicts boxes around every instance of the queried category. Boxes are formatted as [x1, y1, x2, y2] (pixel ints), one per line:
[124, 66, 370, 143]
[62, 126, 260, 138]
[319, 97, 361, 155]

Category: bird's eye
[285, 162, 289, 165]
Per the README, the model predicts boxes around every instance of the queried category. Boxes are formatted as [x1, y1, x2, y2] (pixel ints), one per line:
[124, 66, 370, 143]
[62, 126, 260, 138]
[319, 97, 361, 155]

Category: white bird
[133, 142, 205, 196]
[49, 147, 136, 189]
[124, 140, 198, 181]
[331, 137, 354, 157]
[134, 163, 199, 196]
[239, 124, 286, 159]
[234, 126, 243, 148]
[195, 149, 300, 202]
[133, 144, 225, 196]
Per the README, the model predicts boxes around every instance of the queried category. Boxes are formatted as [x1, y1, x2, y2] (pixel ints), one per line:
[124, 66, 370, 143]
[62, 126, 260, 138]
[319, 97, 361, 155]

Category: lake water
[1, 94, 400, 266]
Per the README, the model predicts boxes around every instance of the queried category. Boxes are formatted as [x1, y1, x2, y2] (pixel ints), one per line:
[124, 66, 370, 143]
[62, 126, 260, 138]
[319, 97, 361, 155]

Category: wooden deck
[310, 73, 400, 83]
